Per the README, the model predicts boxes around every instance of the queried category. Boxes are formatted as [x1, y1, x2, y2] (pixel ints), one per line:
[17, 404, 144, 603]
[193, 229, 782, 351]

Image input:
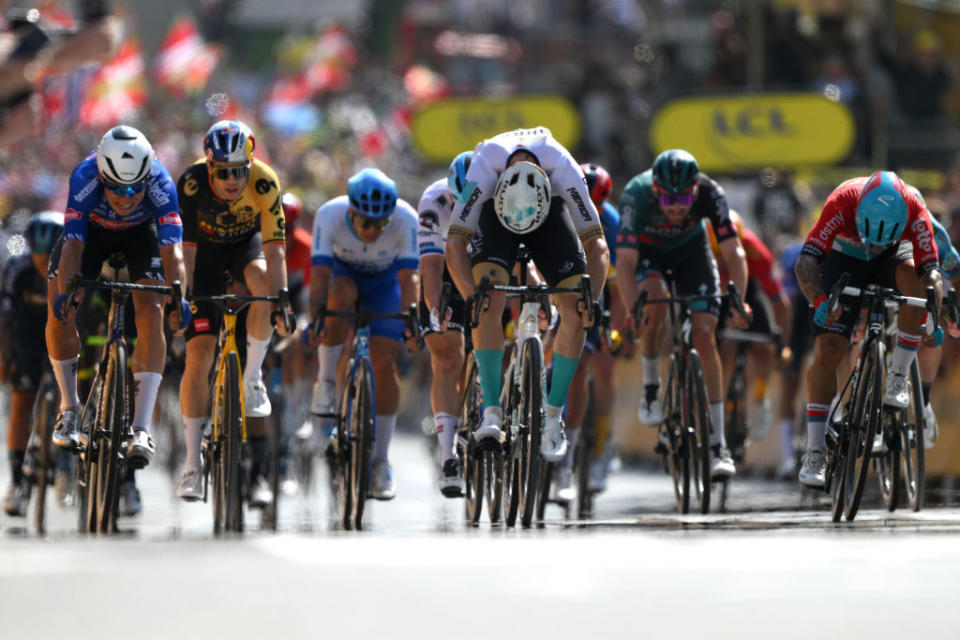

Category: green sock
[547, 353, 580, 409]
[475, 349, 504, 409]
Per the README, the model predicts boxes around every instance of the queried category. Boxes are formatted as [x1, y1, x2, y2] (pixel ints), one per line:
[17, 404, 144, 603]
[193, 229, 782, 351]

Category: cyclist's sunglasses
[102, 178, 148, 197]
[355, 213, 390, 230]
[653, 183, 698, 207]
[211, 164, 250, 180]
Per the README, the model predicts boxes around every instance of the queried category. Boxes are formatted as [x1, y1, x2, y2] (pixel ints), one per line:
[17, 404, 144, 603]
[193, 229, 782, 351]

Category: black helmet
[25, 211, 64, 254]
[652, 149, 700, 194]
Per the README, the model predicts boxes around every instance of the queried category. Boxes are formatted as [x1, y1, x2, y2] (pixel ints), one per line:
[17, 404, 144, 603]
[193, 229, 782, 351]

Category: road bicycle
[61, 257, 186, 534]
[191, 289, 294, 534]
[823, 274, 937, 522]
[635, 272, 745, 515]
[21, 367, 58, 533]
[471, 255, 593, 528]
[312, 304, 418, 530]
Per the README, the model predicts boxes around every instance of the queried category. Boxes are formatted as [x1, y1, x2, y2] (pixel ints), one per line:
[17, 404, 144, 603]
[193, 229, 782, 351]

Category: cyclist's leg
[178, 335, 217, 493]
[890, 254, 927, 388]
[314, 268, 358, 406]
[779, 293, 812, 475]
[423, 329, 465, 462]
[744, 282, 776, 435]
[240, 234, 275, 415]
[4, 389, 35, 515]
[587, 345, 616, 489]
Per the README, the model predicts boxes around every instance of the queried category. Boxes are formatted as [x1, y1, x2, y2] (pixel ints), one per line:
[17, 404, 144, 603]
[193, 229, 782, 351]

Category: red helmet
[581, 163, 612, 206]
[281, 192, 303, 229]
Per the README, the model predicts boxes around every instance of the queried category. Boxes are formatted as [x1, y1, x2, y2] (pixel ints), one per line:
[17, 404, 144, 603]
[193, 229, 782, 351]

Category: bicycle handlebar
[311, 303, 419, 342]
[469, 275, 593, 330]
[834, 280, 939, 336]
[62, 275, 184, 321]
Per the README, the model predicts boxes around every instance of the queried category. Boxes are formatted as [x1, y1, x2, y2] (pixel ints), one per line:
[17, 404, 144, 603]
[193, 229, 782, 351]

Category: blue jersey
[600, 202, 620, 267]
[64, 152, 183, 247]
[931, 217, 960, 280]
[780, 242, 804, 299]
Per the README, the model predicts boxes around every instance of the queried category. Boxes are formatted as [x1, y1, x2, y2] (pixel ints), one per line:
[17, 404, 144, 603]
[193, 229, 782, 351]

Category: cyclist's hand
[272, 304, 295, 337]
[577, 299, 596, 329]
[731, 301, 752, 329]
[52, 292, 71, 321]
[813, 296, 842, 328]
[430, 306, 452, 333]
[307, 321, 327, 348]
[403, 326, 421, 353]
[946, 315, 960, 338]
[921, 324, 945, 348]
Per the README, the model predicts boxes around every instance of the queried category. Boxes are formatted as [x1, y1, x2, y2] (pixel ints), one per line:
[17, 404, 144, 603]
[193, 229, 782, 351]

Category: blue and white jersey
[600, 201, 620, 267]
[417, 178, 454, 257]
[64, 152, 182, 246]
[310, 195, 419, 275]
[931, 217, 960, 281]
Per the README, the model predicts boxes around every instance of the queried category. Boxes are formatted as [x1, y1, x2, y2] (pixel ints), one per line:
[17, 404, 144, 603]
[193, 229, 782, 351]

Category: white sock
[545, 403, 563, 420]
[183, 416, 206, 471]
[317, 344, 344, 384]
[709, 401, 725, 447]
[50, 356, 81, 411]
[132, 372, 162, 433]
[891, 332, 920, 376]
[562, 427, 581, 471]
[435, 412, 459, 461]
[244, 336, 271, 385]
[372, 414, 396, 464]
[779, 418, 795, 462]
[482, 406, 503, 424]
[642, 356, 660, 386]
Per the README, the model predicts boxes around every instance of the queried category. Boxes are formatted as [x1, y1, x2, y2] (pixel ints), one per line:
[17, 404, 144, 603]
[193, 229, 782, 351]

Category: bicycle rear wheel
[575, 418, 594, 520]
[464, 444, 483, 524]
[483, 446, 503, 523]
[350, 358, 374, 530]
[518, 340, 544, 528]
[875, 411, 900, 512]
[500, 359, 521, 527]
[78, 372, 103, 534]
[724, 345, 749, 463]
[684, 351, 711, 515]
[843, 340, 882, 522]
[902, 358, 925, 511]
[662, 356, 690, 514]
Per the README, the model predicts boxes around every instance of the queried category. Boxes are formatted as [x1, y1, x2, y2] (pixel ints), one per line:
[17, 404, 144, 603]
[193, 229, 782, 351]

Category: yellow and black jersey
[177, 158, 285, 246]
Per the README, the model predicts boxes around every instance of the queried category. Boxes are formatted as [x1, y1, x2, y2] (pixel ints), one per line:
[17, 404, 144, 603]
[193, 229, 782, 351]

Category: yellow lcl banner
[650, 93, 855, 172]
[411, 96, 580, 163]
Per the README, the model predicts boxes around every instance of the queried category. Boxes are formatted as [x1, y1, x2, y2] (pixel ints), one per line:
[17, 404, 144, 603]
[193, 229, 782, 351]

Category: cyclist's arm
[58, 239, 84, 294]
[444, 227, 477, 298]
[159, 243, 186, 289]
[771, 291, 792, 346]
[420, 254, 444, 311]
[718, 235, 748, 298]
[182, 244, 197, 294]
[398, 268, 419, 312]
[308, 265, 332, 323]
[615, 246, 640, 313]
[263, 242, 288, 297]
[607, 278, 627, 330]
[794, 253, 825, 306]
[582, 234, 610, 301]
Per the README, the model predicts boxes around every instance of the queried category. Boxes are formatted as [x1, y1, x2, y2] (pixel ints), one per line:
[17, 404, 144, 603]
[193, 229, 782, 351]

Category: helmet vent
[121, 151, 133, 159]
[877, 220, 885, 241]
[888, 223, 899, 241]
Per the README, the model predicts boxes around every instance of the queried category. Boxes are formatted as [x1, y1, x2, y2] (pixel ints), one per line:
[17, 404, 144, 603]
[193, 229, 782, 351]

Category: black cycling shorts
[48, 223, 164, 283]
[419, 266, 466, 335]
[635, 232, 722, 316]
[812, 243, 912, 340]
[7, 350, 43, 393]
[785, 292, 814, 373]
[186, 232, 265, 341]
[471, 196, 587, 287]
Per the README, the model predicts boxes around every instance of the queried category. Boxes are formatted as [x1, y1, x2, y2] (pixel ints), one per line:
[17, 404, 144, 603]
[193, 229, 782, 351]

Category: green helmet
[652, 149, 700, 194]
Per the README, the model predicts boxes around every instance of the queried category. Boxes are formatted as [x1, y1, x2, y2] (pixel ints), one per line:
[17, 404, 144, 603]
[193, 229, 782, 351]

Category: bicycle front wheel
[95, 342, 126, 533]
[843, 339, 883, 522]
[684, 350, 711, 515]
[875, 410, 900, 512]
[350, 358, 374, 530]
[662, 355, 690, 514]
[902, 357, 925, 511]
[464, 443, 483, 525]
[32, 378, 57, 534]
[518, 340, 544, 528]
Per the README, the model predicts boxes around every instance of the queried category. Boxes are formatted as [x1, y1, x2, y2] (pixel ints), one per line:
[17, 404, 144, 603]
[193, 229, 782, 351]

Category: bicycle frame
[212, 310, 246, 446]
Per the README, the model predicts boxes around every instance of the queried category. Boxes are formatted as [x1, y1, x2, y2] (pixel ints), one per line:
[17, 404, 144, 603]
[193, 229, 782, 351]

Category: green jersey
[617, 170, 736, 251]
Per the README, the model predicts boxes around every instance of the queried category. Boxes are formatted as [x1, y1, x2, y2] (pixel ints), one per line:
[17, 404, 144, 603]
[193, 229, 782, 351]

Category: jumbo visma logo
[651, 93, 855, 172]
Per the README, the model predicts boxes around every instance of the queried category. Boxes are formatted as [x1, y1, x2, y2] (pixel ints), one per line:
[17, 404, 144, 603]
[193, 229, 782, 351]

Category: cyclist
[617, 149, 750, 478]
[47, 125, 188, 468]
[794, 171, 942, 488]
[1, 212, 63, 515]
[445, 127, 609, 463]
[553, 163, 624, 499]
[906, 185, 960, 449]
[708, 210, 792, 439]
[308, 168, 420, 500]
[174, 120, 291, 503]
[418, 151, 472, 496]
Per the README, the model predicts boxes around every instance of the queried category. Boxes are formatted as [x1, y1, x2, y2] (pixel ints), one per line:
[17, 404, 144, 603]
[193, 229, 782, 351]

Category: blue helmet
[25, 211, 64, 254]
[203, 120, 255, 164]
[856, 171, 908, 246]
[447, 151, 473, 203]
[347, 168, 397, 218]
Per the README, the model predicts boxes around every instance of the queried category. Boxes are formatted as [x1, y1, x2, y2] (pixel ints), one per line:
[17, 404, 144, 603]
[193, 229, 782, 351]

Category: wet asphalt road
[3, 428, 960, 638]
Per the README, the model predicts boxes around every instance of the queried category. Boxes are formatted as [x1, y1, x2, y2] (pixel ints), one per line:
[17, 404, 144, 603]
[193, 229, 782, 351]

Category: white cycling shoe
[883, 373, 910, 410]
[798, 449, 827, 488]
[473, 408, 503, 443]
[244, 380, 272, 418]
[638, 384, 664, 426]
[310, 380, 336, 416]
[541, 415, 568, 463]
[369, 462, 396, 501]
[923, 403, 938, 450]
[549, 466, 575, 503]
[176, 468, 204, 502]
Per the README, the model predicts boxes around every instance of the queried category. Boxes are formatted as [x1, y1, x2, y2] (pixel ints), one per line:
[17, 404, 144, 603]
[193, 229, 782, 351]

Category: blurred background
[2, 0, 960, 472]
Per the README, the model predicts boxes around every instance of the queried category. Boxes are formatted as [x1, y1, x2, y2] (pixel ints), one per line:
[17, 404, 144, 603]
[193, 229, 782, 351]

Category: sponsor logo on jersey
[73, 178, 99, 203]
[158, 212, 182, 226]
[460, 186, 482, 221]
[912, 218, 933, 255]
[194, 318, 210, 332]
[419, 211, 439, 230]
[817, 211, 845, 245]
[148, 180, 171, 206]
[89, 214, 140, 231]
[65, 209, 83, 222]
[183, 178, 199, 197]
[566, 187, 591, 222]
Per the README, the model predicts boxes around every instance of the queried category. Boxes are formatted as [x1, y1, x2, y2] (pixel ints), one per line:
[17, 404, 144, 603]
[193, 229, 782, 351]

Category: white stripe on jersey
[311, 195, 419, 275]
[417, 178, 453, 256]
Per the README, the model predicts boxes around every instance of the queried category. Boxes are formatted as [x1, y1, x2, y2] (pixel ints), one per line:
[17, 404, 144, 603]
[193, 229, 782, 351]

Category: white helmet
[96, 125, 154, 186]
[493, 161, 551, 234]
